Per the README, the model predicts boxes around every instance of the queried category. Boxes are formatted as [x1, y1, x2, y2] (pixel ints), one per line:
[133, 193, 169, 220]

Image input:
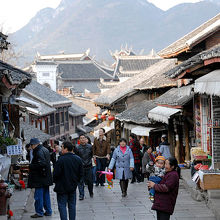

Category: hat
[161, 134, 167, 138]
[156, 156, 166, 162]
[29, 138, 40, 145]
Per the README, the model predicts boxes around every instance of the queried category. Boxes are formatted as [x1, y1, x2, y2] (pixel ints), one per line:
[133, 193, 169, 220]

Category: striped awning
[195, 70, 220, 96]
[131, 126, 154, 136]
[148, 106, 181, 124]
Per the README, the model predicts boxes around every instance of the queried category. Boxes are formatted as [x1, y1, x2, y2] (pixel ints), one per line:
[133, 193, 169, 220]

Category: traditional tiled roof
[154, 85, 194, 107]
[20, 93, 56, 116]
[165, 45, 220, 79]
[26, 101, 56, 116]
[62, 80, 101, 93]
[23, 80, 72, 107]
[134, 59, 177, 90]
[114, 55, 161, 77]
[35, 61, 57, 65]
[0, 60, 32, 90]
[57, 60, 114, 80]
[20, 120, 51, 144]
[94, 61, 114, 76]
[95, 59, 177, 106]
[159, 13, 220, 58]
[36, 49, 90, 61]
[116, 100, 157, 125]
[99, 79, 119, 89]
[69, 103, 88, 117]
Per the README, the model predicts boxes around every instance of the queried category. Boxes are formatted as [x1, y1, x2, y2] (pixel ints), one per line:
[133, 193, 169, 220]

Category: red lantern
[108, 115, 115, 121]
[101, 115, 106, 121]
[94, 113, 98, 120]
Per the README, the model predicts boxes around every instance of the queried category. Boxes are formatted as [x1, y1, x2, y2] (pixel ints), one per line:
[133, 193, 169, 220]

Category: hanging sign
[7, 145, 22, 156]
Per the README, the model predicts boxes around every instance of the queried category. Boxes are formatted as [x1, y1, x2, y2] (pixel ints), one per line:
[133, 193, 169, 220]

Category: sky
[0, 0, 202, 33]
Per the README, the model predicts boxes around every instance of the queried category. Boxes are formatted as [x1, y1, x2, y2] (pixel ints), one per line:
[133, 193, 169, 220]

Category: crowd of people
[26, 129, 180, 220]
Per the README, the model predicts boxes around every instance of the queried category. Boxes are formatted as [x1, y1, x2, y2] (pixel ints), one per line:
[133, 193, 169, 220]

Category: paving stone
[10, 179, 217, 220]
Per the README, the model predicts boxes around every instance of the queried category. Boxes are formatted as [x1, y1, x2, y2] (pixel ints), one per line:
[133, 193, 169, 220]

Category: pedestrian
[75, 134, 94, 200]
[85, 136, 92, 145]
[93, 128, 111, 186]
[25, 143, 33, 162]
[43, 140, 53, 153]
[147, 157, 180, 220]
[86, 136, 96, 184]
[139, 138, 147, 155]
[142, 146, 155, 180]
[27, 138, 53, 218]
[139, 138, 147, 181]
[53, 141, 83, 220]
[51, 142, 62, 168]
[148, 156, 166, 202]
[157, 135, 171, 159]
[129, 134, 142, 183]
[108, 138, 134, 197]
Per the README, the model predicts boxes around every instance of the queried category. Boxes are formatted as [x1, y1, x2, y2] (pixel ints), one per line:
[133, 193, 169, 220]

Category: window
[50, 114, 54, 126]
[72, 117, 74, 126]
[42, 72, 50, 77]
[37, 121, 41, 130]
[65, 111, 69, 122]
[61, 112, 64, 124]
[42, 119, 46, 130]
[56, 113, 60, 125]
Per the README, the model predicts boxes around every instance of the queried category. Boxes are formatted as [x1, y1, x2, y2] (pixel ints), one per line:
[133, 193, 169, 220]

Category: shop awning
[131, 126, 154, 136]
[148, 106, 181, 124]
[195, 70, 220, 96]
[124, 123, 137, 130]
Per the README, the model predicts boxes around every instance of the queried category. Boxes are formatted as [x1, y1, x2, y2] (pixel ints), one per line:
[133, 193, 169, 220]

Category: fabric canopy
[124, 123, 137, 130]
[195, 70, 220, 96]
[148, 106, 181, 124]
[131, 126, 154, 136]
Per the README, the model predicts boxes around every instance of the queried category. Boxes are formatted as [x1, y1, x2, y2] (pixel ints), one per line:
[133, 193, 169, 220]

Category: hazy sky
[0, 0, 201, 33]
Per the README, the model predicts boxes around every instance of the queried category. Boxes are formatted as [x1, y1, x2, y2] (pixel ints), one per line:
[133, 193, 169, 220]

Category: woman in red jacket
[147, 157, 180, 220]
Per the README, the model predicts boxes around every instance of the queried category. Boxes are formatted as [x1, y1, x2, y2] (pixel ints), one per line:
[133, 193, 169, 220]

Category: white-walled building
[33, 61, 57, 91]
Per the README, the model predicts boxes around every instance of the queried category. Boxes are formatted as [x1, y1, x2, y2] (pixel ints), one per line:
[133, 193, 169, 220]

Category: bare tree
[0, 24, 23, 66]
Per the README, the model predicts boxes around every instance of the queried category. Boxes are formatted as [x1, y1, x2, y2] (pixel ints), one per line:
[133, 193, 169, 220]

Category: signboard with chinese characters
[7, 145, 22, 156]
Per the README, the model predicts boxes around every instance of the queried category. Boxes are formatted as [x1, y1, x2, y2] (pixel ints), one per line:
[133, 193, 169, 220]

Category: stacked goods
[191, 147, 207, 161]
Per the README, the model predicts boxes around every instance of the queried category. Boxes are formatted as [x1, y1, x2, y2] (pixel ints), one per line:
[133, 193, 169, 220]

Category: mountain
[206, 0, 220, 6]
[10, 0, 220, 66]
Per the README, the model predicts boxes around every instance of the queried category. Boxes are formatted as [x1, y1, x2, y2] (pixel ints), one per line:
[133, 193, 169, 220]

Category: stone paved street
[19, 179, 217, 220]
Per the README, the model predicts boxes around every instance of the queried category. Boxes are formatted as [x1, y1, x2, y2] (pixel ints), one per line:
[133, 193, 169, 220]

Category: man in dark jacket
[27, 138, 53, 218]
[53, 141, 83, 220]
[75, 134, 93, 200]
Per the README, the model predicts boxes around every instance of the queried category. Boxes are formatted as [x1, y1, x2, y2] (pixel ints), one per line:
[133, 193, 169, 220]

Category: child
[147, 155, 166, 202]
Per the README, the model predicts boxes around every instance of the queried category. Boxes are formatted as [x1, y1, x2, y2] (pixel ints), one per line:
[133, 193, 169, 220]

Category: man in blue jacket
[53, 141, 83, 220]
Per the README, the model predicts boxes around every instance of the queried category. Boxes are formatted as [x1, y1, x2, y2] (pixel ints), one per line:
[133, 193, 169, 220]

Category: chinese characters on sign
[7, 145, 22, 156]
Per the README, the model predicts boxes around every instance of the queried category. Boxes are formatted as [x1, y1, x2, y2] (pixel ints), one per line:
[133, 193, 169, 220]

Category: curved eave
[159, 46, 190, 58]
